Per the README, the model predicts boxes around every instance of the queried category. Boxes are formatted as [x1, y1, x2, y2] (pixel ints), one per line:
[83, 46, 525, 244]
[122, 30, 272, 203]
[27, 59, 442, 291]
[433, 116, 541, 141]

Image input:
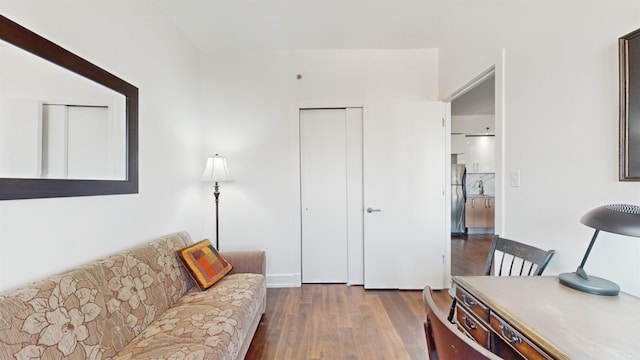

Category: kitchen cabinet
[464, 136, 495, 173]
[451, 134, 465, 154]
[465, 196, 494, 228]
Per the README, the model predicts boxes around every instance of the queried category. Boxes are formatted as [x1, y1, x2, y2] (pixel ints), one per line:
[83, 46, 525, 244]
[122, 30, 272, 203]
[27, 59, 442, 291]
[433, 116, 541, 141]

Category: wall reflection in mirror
[0, 39, 126, 180]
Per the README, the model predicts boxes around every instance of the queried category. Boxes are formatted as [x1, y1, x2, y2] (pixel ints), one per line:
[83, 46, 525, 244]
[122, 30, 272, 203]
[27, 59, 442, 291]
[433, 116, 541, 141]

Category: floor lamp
[201, 154, 232, 250]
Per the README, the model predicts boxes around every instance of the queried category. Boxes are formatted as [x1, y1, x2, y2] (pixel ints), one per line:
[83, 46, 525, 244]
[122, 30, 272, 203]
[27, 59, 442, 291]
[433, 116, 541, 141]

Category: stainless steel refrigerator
[451, 164, 466, 236]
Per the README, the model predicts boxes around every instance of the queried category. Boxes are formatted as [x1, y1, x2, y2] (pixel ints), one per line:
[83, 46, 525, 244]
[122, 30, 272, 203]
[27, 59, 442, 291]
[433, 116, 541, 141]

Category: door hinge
[442, 254, 445, 264]
[442, 117, 445, 127]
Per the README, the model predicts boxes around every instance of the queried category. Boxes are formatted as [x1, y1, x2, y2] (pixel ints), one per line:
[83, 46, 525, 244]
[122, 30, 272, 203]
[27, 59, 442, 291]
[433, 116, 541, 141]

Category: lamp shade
[580, 204, 640, 238]
[201, 155, 232, 182]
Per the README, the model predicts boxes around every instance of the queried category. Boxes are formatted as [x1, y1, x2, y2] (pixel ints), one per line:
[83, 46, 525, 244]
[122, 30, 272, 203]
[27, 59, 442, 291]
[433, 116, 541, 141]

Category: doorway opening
[449, 69, 498, 276]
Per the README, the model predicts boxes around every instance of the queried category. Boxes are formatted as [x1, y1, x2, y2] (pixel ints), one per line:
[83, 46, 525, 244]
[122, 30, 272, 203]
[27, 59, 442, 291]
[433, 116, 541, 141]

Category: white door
[300, 108, 364, 283]
[67, 106, 110, 179]
[363, 101, 447, 289]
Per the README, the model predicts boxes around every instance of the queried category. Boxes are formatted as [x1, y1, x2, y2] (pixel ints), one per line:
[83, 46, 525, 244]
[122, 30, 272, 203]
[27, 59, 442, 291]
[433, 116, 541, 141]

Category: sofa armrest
[221, 251, 266, 276]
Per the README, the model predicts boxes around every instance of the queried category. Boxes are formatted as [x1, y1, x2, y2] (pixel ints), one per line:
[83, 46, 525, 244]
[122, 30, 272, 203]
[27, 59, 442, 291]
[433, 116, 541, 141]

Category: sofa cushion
[112, 272, 266, 360]
[176, 239, 233, 290]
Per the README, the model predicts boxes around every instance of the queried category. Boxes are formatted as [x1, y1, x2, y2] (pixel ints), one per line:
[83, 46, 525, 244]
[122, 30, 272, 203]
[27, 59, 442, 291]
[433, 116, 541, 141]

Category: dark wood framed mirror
[619, 28, 640, 181]
[0, 15, 138, 199]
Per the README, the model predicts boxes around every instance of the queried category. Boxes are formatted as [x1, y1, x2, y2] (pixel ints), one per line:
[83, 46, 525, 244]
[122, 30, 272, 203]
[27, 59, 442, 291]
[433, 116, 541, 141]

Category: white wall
[4, 1, 638, 296]
[439, 1, 640, 295]
[0, 1, 205, 291]
[451, 115, 495, 135]
[199, 49, 439, 286]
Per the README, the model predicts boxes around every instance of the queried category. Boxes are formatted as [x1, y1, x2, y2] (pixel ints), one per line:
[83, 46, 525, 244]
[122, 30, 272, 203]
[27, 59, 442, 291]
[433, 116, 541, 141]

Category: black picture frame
[619, 28, 640, 181]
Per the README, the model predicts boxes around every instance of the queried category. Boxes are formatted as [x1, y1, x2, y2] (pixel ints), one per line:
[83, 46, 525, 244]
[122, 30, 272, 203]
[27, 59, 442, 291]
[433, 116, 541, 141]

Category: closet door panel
[300, 109, 348, 283]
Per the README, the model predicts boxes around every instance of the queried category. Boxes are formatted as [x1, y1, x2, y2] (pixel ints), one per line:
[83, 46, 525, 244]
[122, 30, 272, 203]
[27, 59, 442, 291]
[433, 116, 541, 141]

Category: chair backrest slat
[508, 256, 516, 275]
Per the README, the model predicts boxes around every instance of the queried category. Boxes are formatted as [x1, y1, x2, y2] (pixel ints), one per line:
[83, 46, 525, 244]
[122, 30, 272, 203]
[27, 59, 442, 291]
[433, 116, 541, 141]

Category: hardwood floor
[451, 233, 493, 276]
[245, 234, 493, 359]
[246, 285, 429, 359]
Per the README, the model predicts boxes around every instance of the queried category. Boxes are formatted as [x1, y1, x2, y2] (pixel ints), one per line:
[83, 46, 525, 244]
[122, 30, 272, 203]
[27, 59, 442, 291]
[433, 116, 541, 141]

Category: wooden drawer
[456, 304, 490, 348]
[455, 286, 489, 322]
[489, 312, 552, 360]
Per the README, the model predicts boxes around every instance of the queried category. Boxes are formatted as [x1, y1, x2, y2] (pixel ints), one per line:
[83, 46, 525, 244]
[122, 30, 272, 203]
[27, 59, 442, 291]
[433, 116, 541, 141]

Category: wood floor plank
[371, 292, 412, 359]
[380, 290, 428, 359]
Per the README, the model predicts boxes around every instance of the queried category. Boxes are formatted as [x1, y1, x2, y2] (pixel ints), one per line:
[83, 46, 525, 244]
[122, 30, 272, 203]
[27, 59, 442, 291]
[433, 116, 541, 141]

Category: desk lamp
[559, 204, 640, 296]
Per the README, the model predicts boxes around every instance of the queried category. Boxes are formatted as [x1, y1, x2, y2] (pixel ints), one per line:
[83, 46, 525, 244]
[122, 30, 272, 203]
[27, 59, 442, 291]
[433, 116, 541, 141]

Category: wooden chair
[423, 287, 502, 360]
[484, 235, 555, 276]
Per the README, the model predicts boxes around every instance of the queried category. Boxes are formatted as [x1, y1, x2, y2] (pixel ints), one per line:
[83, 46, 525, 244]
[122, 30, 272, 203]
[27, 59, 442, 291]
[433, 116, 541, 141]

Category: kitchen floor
[451, 233, 493, 276]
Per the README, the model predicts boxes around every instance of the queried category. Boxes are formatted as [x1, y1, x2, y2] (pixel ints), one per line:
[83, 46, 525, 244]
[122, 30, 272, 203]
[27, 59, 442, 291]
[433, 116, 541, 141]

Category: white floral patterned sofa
[0, 231, 266, 359]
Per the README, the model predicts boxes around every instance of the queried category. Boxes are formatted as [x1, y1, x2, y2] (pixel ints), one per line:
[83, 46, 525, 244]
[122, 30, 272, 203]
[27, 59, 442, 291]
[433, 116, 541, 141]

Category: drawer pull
[463, 314, 477, 330]
[500, 324, 523, 344]
[462, 294, 477, 307]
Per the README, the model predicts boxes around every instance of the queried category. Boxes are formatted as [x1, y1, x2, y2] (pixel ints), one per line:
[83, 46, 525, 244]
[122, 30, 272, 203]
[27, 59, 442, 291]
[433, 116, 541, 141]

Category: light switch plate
[511, 170, 521, 187]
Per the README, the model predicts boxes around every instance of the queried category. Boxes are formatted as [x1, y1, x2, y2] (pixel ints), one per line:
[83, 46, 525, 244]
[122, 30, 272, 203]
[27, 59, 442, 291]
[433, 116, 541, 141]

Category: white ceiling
[151, 0, 495, 112]
[151, 0, 454, 52]
[452, 75, 495, 116]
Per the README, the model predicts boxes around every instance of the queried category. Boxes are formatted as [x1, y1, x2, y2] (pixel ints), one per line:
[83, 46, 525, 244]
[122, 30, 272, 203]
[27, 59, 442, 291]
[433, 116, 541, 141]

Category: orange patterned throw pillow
[176, 239, 233, 290]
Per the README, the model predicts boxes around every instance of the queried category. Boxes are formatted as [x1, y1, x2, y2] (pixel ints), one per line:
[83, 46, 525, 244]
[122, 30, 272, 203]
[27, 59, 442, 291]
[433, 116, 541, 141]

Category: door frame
[443, 52, 506, 285]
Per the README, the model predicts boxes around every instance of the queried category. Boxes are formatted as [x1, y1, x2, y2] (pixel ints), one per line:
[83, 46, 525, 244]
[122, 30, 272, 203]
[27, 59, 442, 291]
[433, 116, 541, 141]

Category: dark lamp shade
[580, 204, 640, 238]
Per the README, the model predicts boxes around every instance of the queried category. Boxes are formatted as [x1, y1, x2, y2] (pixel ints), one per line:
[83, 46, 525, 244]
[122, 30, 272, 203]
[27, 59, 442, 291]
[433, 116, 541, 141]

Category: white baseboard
[265, 274, 366, 288]
[266, 273, 301, 288]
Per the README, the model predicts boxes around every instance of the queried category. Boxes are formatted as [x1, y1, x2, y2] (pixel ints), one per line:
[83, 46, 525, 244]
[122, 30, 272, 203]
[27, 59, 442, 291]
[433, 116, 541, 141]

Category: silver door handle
[366, 207, 382, 213]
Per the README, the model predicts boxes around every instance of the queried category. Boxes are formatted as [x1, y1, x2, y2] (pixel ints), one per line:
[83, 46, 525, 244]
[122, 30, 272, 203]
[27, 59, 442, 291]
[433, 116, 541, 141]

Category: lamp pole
[214, 181, 221, 250]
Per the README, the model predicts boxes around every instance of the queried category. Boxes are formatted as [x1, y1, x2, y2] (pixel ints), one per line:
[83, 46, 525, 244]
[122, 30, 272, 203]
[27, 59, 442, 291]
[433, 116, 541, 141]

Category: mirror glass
[0, 15, 138, 200]
[0, 39, 126, 180]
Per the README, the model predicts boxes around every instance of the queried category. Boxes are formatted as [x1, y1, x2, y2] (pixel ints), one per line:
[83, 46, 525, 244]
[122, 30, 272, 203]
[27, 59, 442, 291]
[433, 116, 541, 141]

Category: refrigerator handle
[462, 169, 467, 201]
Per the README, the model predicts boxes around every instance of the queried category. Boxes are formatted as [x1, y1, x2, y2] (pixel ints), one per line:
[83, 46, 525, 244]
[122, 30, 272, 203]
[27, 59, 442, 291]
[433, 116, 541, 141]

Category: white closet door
[67, 106, 109, 179]
[300, 109, 349, 283]
[363, 101, 447, 289]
